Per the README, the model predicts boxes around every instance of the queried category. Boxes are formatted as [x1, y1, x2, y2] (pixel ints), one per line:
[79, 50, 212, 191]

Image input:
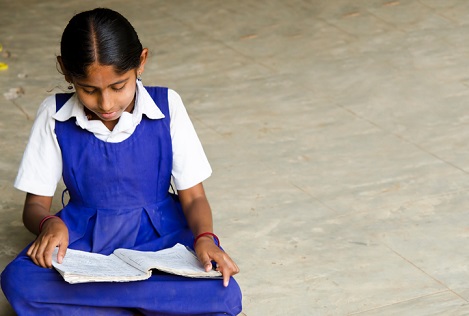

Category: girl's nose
[98, 91, 113, 112]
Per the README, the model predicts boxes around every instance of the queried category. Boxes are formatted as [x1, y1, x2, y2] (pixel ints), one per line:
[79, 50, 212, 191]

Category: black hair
[60, 8, 143, 78]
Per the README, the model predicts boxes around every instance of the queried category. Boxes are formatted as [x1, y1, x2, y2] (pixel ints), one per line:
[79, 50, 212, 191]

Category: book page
[52, 248, 149, 283]
[114, 243, 222, 278]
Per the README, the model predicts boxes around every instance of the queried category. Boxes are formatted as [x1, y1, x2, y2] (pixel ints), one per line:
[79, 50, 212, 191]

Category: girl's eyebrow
[75, 78, 129, 88]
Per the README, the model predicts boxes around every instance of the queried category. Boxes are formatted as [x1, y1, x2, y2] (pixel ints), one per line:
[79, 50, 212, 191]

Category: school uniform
[1, 82, 242, 315]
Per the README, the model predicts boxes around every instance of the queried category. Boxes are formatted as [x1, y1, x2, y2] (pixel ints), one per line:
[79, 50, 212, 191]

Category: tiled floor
[2, 0, 469, 315]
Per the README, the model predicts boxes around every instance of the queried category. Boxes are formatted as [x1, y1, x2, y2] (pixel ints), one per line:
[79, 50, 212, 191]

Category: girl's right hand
[194, 237, 240, 287]
[26, 217, 69, 268]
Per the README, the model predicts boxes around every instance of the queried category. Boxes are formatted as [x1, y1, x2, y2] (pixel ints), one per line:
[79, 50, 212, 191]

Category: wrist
[39, 215, 60, 233]
[194, 232, 220, 248]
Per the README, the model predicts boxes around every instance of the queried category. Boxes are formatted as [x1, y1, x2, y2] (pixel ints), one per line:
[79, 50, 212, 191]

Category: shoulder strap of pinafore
[143, 86, 176, 195]
[55, 93, 74, 112]
[144, 86, 170, 119]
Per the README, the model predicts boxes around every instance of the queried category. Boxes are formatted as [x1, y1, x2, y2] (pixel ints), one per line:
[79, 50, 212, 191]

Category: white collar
[53, 80, 165, 135]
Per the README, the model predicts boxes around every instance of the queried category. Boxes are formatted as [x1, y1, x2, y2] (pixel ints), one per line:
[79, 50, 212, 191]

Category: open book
[51, 243, 222, 284]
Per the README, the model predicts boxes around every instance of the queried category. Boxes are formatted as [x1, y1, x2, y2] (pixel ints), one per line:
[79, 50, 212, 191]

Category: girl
[1, 8, 242, 316]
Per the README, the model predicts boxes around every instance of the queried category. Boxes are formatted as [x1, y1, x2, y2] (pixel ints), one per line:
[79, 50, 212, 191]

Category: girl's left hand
[194, 237, 240, 287]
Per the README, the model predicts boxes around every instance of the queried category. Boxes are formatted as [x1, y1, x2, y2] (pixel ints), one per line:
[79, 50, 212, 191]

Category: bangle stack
[193, 232, 220, 248]
[39, 215, 60, 233]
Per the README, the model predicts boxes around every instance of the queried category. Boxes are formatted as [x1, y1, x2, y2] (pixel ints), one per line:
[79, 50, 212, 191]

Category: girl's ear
[138, 48, 149, 75]
[57, 56, 72, 83]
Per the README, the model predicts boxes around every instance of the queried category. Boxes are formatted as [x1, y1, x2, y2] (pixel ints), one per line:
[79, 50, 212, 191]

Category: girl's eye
[112, 85, 125, 92]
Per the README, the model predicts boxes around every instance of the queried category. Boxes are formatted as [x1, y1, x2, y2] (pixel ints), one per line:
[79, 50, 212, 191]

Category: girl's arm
[23, 193, 69, 268]
[178, 183, 239, 287]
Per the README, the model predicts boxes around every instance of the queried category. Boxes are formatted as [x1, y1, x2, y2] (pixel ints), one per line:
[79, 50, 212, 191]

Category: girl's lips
[100, 112, 117, 120]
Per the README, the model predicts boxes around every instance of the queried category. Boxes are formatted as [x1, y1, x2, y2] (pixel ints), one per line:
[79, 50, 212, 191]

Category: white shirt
[14, 80, 212, 196]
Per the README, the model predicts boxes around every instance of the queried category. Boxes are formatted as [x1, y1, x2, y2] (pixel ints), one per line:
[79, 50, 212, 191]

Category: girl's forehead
[85, 63, 121, 78]
[79, 63, 132, 81]
[78, 63, 132, 86]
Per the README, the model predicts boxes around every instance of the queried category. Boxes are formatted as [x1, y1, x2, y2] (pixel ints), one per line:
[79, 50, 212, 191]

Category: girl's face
[73, 63, 138, 131]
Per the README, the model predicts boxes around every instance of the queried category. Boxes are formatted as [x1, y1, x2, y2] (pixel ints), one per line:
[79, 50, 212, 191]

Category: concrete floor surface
[2, 0, 469, 315]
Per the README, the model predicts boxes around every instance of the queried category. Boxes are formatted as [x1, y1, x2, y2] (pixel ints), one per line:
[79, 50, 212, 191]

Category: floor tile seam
[315, 16, 359, 41]
[329, 102, 469, 176]
[362, 7, 406, 34]
[161, 9, 279, 74]
[197, 37, 278, 74]
[9, 99, 31, 121]
[345, 187, 469, 215]
[156, 50, 274, 80]
[188, 114, 228, 138]
[347, 289, 459, 315]
[417, 0, 457, 12]
[422, 2, 466, 26]
[289, 180, 469, 220]
[402, 3, 458, 46]
[391, 133, 469, 175]
[383, 242, 468, 302]
[369, 2, 458, 33]
[289, 181, 340, 216]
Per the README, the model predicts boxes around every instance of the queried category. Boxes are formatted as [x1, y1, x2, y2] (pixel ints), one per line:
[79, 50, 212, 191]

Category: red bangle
[194, 232, 220, 248]
[39, 215, 59, 233]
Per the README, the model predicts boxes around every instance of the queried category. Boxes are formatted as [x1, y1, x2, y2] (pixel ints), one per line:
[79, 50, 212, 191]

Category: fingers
[199, 251, 213, 272]
[26, 220, 69, 268]
[199, 245, 239, 288]
[213, 251, 240, 287]
[26, 242, 39, 266]
[43, 242, 57, 268]
[223, 273, 231, 288]
[27, 237, 55, 268]
[57, 241, 69, 264]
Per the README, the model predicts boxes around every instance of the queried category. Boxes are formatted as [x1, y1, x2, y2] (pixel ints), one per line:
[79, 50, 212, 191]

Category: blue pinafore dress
[1, 87, 242, 316]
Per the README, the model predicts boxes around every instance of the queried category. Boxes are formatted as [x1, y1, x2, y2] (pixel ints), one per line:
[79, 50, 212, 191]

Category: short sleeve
[14, 96, 63, 196]
[168, 89, 212, 190]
